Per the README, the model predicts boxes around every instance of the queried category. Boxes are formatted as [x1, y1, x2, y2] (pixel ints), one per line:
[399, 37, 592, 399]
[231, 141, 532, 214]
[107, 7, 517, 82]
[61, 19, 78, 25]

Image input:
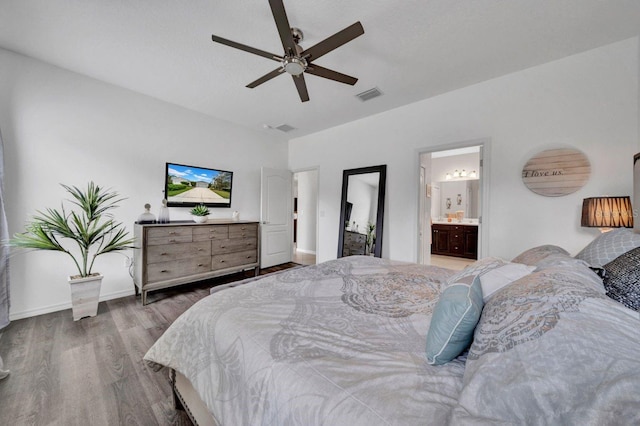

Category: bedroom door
[260, 167, 293, 268]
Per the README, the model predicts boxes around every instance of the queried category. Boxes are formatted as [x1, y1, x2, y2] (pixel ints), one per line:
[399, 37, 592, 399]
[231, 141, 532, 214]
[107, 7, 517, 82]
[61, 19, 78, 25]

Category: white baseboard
[295, 248, 316, 255]
[9, 288, 136, 321]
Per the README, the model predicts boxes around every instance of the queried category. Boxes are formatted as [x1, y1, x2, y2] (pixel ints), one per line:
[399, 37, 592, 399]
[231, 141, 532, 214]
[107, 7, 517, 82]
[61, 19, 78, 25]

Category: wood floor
[429, 254, 474, 270]
[0, 263, 300, 426]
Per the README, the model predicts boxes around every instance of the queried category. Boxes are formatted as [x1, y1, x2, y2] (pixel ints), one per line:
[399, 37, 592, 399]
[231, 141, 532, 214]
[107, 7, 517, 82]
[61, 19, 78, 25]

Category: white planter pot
[192, 215, 208, 223]
[68, 274, 103, 321]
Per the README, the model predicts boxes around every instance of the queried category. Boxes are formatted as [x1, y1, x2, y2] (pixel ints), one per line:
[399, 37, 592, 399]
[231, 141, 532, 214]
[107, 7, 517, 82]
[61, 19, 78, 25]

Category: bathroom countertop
[432, 220, 479, 226]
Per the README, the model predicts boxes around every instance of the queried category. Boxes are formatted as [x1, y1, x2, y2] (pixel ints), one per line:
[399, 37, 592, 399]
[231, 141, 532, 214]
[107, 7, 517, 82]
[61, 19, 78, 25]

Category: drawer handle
[197, 248, 203, 251]
[246, 255, 252, 259]
[220, 260, 226, 263]
[169, 239, 176, 243]
[160, 269, 168, 273]
[161, 252, 167, 256]
[197, 263, 204, 267]
[169, 232, 177, 235]
[220, 245, 226, 248]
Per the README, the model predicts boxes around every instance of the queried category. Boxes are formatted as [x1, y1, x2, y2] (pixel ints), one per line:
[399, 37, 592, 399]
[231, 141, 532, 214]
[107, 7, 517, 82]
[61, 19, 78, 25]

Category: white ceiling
[1, 0, 640, 139]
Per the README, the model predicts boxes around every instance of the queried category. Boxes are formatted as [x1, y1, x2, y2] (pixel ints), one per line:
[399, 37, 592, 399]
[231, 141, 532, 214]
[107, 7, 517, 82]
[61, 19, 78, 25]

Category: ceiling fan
[211, 0, 364, 102]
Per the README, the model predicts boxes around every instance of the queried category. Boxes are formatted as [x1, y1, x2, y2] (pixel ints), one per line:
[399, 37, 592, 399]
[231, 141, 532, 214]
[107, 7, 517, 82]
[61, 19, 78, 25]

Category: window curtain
[0, 128, 10, 380]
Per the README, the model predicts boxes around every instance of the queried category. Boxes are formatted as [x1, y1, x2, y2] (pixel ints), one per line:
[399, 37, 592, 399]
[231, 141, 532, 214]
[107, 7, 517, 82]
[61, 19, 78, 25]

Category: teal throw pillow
[426, 274, 484, 365]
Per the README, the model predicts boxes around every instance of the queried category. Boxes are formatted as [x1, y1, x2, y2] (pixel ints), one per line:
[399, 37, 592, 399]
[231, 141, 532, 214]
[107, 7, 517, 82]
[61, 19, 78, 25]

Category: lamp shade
[581, 196, 633, 228]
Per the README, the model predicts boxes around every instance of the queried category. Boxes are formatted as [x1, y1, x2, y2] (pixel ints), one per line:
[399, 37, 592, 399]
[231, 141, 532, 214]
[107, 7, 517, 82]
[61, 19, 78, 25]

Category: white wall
[296, 170, 317, 254]
[0, 49, 288, 320]
[290, 38, 640, 263]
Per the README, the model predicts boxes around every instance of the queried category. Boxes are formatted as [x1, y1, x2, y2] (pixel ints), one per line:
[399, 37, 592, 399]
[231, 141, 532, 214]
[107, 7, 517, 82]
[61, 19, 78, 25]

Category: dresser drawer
[193, 225, 229, 241]
[211, 249, 257, 271]
[228, 224, 258, 239]
[211, 238, 258, 255]
[147, 227, 192, 246]
[146, 241, 211, 264]
[147, 256, 211, 283]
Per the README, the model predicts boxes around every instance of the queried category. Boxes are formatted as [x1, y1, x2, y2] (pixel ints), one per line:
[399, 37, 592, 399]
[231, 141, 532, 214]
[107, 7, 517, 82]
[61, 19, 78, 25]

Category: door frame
[416, 138, 491, 263]
[292, 166, 320, 263]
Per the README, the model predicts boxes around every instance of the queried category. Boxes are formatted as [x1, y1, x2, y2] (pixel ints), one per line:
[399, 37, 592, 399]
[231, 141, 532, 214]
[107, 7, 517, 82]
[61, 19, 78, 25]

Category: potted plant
[190, 204, 210, 223]
[9, 182, 134, 320]
[365, 222, 376, 255]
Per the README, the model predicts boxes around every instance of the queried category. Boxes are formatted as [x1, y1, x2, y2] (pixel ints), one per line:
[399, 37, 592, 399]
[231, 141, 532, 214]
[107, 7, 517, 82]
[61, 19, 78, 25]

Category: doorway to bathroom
[418, 141, 487, 269]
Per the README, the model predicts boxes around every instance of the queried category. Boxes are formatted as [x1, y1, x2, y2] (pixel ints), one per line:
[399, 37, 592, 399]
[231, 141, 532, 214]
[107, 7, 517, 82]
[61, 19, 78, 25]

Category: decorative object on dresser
[158, 198, 170, 223]
[189, 203, 210, 223]
[133, 221, 259, 305]
[521, 148, 591, 196]
[431, 223, 478, 259]
[137, 203, 157, 224]
[581, 196, 633, 232]
[9, 182, 134, 320]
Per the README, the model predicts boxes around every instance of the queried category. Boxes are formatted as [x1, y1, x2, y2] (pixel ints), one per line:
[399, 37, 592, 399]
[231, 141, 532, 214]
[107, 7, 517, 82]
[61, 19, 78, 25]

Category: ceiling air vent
[275, 124, 296, 132]
[355, 87, 383, 102]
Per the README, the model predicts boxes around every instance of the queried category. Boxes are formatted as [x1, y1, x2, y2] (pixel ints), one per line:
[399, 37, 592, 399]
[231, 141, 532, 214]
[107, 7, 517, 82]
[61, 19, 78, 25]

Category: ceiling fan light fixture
[282, 56, 307, 75]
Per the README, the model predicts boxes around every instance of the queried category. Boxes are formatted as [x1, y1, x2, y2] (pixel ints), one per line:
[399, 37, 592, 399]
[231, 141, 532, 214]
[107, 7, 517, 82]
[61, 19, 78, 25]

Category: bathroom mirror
[434, 180, 480, 221]
[337, 165, 386, 258]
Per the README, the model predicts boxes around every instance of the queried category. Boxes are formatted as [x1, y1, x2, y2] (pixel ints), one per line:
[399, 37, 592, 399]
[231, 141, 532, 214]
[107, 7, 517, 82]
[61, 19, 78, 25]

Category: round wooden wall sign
[522, 148, 591, 197]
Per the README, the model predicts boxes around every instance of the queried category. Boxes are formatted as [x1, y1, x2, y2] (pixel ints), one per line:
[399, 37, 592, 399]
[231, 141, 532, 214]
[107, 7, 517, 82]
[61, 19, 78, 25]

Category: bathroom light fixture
[444, 169, 478, 180]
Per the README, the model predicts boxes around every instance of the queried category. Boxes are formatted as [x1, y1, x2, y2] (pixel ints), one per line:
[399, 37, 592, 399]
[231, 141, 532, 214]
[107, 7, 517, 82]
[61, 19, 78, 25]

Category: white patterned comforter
[145, 255, 640, 425]
[144, 256, 462, 425]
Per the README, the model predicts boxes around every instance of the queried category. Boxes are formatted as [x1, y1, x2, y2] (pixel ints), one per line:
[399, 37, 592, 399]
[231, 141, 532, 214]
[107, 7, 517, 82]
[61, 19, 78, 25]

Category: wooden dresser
[342, 230, 367, 256]
[133, 221, 259, 305]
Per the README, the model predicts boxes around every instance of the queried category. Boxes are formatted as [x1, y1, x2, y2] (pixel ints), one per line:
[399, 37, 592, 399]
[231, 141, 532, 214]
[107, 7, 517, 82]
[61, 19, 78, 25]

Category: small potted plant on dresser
[9, 182, 134, 320]
[190, 204, 210, 223]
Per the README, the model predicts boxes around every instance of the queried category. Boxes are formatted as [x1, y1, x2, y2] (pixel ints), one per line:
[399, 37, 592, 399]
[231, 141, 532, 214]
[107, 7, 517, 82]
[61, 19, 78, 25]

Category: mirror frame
[337, 164, 387, 258]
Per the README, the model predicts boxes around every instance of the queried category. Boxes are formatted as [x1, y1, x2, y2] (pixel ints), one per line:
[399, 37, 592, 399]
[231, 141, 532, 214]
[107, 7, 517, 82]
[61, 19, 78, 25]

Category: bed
[144, 241, 640, 425]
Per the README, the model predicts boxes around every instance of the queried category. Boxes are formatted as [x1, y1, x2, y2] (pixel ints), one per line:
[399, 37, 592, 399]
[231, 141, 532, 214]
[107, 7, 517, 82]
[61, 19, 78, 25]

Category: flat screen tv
[165, 162, 233, 208]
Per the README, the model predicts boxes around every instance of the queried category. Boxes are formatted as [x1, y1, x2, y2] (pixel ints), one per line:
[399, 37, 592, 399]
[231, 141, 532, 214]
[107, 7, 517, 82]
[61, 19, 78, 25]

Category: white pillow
[479, 263, 535, 302]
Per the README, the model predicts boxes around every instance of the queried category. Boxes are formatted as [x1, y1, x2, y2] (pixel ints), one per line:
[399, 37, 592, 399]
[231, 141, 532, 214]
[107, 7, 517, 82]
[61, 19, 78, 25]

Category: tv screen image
[165, 162, 233, 208]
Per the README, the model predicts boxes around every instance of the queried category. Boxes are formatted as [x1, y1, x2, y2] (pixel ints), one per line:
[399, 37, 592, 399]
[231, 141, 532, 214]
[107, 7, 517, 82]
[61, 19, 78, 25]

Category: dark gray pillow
[602, 247, 640, 311]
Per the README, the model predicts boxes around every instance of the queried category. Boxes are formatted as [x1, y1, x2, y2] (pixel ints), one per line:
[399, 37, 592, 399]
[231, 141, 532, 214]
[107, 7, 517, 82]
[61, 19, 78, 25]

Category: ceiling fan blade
[212, 34, 283, 62]
[246, 68, 284, 88]
[302, 22, 364, 62]
[268, 0, 299, 56]
[305, 64, 357, 85]
[292, 74, 310, 102]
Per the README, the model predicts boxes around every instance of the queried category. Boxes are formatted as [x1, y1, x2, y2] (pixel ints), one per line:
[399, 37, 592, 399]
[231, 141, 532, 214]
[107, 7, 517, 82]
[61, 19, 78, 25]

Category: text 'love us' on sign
[522, 148, 591, 197]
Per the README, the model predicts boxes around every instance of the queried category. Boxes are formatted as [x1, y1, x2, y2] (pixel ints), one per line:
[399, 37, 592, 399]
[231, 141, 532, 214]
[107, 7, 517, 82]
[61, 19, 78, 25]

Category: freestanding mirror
[338, 165, 387, 258]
